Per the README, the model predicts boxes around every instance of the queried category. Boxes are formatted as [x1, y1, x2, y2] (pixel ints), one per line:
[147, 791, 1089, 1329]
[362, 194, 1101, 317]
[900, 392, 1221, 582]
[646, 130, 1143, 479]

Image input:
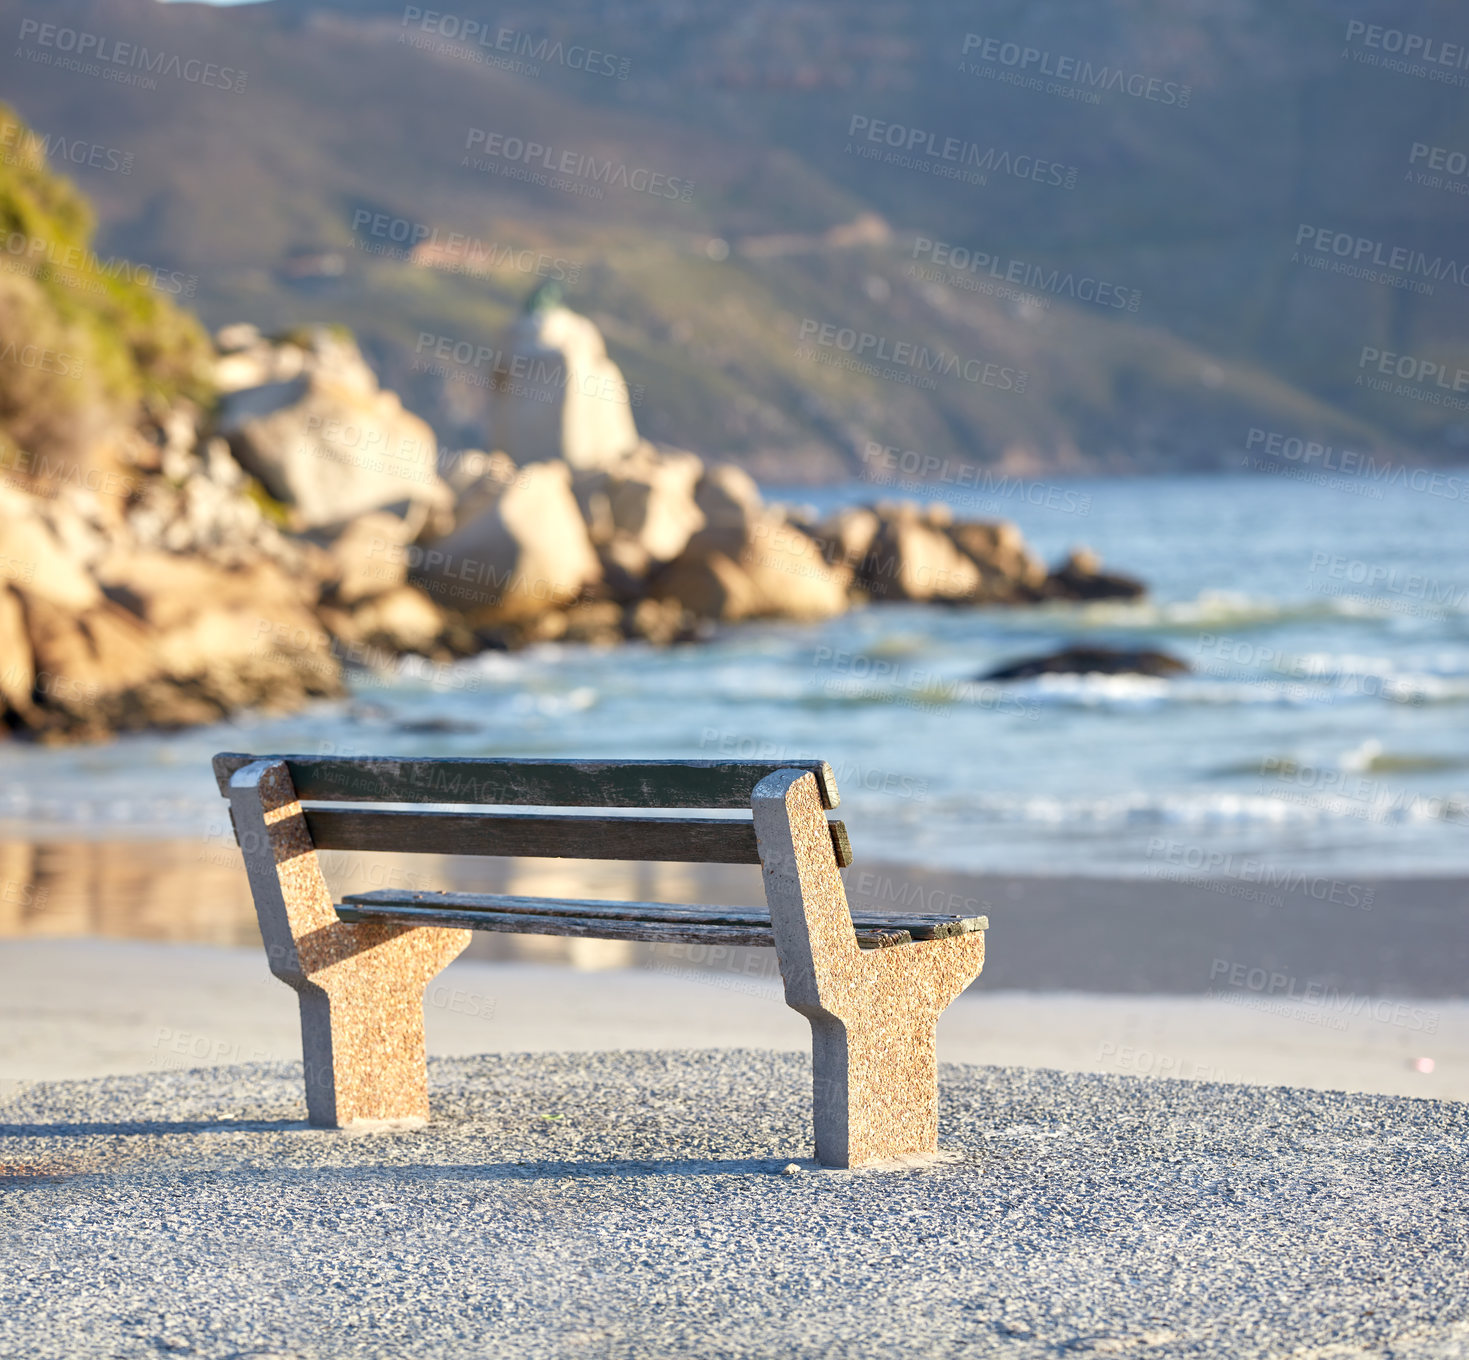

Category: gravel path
[2, 1051, 1467, 1359]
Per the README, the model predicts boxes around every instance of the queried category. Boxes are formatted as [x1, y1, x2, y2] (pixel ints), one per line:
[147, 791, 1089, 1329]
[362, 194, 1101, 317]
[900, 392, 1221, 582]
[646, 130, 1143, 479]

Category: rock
[814, 506, 880, 576]
[491, 305, 639, 471]
[217, 328, 450, 530]
[560, 601, 625, 646]
[316, 511, 413, 605]
[945, 520, 1049, 602]
[982, 645, 1190, 681]
[622, 597, 695, 646]
[691, 464, 764, 558]
[742, 513, 852, 620]
[1044, 548, 1147, 601]
[6, 550, 339, 737]
[653, 512, 850, 623]
[415, 459, 602, 622]
[0, 585, 34, 719]
[858, 506, 981, 602]
[573, 443, 706, 593]
[0, 486, 104, 612]
[650, 550, 762, 623]
[325, 584, 446, 656]
[444, 448, 514, 499]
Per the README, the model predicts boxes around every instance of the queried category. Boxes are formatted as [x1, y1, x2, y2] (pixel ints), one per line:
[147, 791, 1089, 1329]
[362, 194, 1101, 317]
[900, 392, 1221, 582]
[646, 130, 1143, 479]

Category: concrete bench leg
[753, 769, 985, 1167]
[227, 759, 470, 1128]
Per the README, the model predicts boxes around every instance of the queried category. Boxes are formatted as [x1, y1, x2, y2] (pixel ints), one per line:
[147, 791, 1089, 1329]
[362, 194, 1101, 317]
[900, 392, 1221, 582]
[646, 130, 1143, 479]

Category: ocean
[3, 471, 1466, 879]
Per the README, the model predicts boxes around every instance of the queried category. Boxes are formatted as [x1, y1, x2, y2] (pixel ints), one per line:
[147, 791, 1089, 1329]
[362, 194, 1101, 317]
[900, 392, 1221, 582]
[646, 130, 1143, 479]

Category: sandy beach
[1, 843, 1464, 1102]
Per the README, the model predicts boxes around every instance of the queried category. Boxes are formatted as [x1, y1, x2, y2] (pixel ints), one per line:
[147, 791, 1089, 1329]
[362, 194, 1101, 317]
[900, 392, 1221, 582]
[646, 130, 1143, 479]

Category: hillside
[3, 0, 1467, 476]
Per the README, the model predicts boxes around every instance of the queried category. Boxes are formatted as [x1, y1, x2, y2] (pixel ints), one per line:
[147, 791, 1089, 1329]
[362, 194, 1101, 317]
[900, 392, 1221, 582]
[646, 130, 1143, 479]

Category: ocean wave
[901, 788, 1469, 829]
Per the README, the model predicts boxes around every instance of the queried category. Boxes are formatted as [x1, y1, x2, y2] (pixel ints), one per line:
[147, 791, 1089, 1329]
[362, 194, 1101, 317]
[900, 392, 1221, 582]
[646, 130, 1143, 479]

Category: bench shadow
[387, 1156, 810, 1181]
[0, 1118, 310, 1137]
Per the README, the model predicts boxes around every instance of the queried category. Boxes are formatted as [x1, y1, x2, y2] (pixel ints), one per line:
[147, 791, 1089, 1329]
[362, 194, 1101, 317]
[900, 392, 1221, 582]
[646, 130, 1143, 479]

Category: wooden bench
[214, 752, 988, 1167]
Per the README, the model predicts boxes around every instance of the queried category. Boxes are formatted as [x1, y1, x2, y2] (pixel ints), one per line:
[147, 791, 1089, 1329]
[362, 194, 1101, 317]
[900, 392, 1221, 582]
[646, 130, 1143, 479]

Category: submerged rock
[982, 645, 1190, 680]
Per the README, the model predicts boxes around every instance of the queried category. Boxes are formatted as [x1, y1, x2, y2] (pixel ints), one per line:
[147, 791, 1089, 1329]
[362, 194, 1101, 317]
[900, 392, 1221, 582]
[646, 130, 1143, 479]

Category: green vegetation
[0, 103, 213, 472]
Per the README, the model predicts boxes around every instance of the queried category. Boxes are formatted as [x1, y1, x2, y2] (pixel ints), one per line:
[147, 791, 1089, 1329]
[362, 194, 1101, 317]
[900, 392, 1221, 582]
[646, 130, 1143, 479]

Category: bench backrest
[213, 753, 852, 867]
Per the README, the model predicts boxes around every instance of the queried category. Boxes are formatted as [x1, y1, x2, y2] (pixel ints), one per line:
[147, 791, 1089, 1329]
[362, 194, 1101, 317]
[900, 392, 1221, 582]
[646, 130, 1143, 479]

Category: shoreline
[2, 838, 1466, 996]
[1, 939, 1463, 1101]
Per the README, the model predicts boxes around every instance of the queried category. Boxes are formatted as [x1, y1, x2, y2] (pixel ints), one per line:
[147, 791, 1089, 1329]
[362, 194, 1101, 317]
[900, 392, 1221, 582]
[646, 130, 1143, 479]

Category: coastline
[1, 844, 1463, 1103]
[2, 839, 1465, 996]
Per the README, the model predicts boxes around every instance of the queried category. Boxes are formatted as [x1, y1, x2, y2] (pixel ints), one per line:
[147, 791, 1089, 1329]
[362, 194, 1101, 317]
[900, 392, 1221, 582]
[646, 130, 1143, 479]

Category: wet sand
[2, 837, 1465, 996]
[0, 838, 1464, 1102]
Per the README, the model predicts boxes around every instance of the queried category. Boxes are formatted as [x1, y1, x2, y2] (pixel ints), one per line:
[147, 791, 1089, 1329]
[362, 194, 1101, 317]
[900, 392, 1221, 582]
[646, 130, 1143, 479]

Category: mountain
[3, 0, 1467, 478]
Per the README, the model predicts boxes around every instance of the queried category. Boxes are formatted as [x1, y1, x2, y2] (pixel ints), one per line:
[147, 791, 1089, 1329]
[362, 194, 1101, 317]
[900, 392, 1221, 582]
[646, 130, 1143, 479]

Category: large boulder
[690, 464, 764, 558]
[653, 510, 850, 623]
[490, 306, 639, 471]
[217, 328, 450, 531]
[856, 504, 981, 603]
[414, 460, 602, 622]
[742, 513, 852, 619]
[573, 443, 706, 594]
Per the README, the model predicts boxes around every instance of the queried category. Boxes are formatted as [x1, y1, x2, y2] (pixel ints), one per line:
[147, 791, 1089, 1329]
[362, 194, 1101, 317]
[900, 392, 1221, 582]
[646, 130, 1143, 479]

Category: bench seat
[337, 889, 988, 950]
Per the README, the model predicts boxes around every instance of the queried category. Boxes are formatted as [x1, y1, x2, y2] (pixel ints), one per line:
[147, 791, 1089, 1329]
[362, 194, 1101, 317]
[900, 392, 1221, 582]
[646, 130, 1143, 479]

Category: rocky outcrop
[216, 325, 452, 533]
[490, 305, 639, 471]
[0, 307, 1153, 743]
[0, 484, 339, 740]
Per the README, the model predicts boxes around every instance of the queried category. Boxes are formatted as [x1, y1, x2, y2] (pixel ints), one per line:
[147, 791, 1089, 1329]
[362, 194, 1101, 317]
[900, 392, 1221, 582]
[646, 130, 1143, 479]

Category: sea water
[2, 472, 1465, 877]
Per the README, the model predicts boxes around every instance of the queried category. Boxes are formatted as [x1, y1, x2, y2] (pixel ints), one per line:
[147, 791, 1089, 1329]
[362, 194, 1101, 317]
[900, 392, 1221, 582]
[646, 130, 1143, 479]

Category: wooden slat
[304, 808, 855, 868]
[341, 890, 986, 941]
[334, 901, 913, 950]
[213, 753, 839, 809]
